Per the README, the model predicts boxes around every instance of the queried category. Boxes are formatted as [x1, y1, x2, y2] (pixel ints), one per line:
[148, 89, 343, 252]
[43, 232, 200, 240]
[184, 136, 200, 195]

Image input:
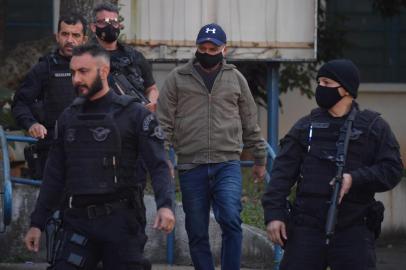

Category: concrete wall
[376, 179, 406, 234]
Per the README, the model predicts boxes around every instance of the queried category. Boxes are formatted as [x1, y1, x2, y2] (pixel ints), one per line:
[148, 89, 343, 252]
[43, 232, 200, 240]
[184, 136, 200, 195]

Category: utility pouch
[69, 233, 88, 247]
[67, 253, 85, 268]
[366, 200, 385, 239]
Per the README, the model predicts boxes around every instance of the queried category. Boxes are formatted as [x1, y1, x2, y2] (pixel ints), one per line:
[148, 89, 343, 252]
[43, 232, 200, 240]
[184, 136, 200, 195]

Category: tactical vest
[297, 108, 380, 201]
[63, 96, 140, 195]
[109, 44, 146, 96]
[41, 54, 76, 129]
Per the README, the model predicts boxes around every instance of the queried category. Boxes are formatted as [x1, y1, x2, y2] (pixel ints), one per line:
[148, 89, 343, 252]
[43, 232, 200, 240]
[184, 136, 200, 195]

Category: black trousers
[280, 224, 376, 270]
[51, 207, 150, 270]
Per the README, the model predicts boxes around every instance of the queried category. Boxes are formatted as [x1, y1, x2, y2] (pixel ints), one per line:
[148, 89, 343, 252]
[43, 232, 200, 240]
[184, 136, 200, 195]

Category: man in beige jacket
[157, 23, 266, 270]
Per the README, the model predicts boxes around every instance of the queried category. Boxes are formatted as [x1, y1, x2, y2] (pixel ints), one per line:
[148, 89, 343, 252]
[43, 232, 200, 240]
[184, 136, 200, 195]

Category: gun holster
[45, 211, 63, 265]
[366, 200, 385, 239]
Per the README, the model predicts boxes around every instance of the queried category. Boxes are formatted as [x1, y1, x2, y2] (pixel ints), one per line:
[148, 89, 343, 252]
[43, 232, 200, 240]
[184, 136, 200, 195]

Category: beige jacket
[156, 59, 266, 165]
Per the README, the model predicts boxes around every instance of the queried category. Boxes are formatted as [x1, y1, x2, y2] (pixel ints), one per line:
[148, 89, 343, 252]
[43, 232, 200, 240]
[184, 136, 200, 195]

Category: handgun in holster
[366, 200, 385, 239]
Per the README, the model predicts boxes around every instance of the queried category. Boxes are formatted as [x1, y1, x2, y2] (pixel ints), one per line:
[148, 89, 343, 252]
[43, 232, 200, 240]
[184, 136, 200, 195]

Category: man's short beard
[75, 70, 104, 99]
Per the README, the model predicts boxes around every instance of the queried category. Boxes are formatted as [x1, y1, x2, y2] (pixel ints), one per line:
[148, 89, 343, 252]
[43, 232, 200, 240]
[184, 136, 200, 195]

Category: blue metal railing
[0, 126, 39, 232]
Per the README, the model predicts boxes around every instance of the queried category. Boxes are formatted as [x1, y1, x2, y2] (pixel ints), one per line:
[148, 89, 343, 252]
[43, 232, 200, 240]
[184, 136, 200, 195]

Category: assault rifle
[325, 107, 357, 245]
[112, 73, 150, 105]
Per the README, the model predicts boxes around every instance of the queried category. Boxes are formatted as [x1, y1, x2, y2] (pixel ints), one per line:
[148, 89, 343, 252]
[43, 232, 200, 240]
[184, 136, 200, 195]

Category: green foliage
[241, 167, 266, 229]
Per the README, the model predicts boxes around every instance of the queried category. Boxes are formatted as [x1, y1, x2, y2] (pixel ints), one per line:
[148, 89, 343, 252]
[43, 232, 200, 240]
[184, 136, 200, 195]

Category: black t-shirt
[193, 63, 221, 93]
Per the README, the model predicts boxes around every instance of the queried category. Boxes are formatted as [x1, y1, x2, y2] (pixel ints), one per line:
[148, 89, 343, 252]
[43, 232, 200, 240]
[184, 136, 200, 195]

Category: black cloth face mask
[315, 85, 343, 109]
[96, 24, 120, 43]
[195, 50, 223, 69]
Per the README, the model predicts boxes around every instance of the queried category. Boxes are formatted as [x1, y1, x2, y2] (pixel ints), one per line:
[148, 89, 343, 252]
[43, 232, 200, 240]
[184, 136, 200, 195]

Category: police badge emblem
[89, 127, 111, 142]
[151, 126, 165, 140]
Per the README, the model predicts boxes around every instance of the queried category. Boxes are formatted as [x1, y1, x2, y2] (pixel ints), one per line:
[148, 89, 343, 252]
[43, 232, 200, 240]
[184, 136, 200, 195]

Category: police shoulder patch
[151, 126, 165, 140]
[143, 114, 155, 131]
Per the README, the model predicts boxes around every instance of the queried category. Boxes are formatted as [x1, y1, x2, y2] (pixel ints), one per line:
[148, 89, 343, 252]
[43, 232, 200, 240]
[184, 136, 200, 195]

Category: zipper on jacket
[113, 155, 118, 184]
[208, 93, 211, 163]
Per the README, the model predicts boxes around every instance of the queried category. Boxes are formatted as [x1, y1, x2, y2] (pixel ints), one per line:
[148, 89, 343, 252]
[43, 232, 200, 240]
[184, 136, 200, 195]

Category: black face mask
[96, 24, 120, 43]
[75, 71, 104, 99]
[195, 50, 223, 69]
[315, 85, 343, 109]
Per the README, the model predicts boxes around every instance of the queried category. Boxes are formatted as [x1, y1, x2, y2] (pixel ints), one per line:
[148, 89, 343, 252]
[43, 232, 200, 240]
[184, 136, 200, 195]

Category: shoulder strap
[336, 106, 358, 166]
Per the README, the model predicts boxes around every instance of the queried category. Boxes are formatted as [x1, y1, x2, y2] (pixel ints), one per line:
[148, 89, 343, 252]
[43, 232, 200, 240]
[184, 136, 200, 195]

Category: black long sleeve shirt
[11, 51, 71, 130]
[30, 91, 173, 229]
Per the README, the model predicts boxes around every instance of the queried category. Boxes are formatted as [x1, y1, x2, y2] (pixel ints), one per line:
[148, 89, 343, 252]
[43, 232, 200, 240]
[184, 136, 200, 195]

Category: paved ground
[375, 236, 406, 270]
[1, 236, 405, 270]
[0, 263, 255, 270]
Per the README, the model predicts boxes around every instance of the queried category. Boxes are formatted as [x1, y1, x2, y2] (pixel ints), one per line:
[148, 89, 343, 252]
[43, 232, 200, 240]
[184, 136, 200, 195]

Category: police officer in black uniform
[90, 2, 158, 112]
[24, 44, 175, 270]
[12, 13, 87, 179]
[90, 2, 165, 212]
[262, 59, 403, 270]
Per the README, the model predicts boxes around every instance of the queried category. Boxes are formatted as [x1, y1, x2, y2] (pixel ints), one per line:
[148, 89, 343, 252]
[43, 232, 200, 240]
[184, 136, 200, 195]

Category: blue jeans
[179, 161, 243, 270]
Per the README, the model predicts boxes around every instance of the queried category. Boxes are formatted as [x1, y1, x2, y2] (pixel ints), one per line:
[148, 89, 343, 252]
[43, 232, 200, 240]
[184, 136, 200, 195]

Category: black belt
[65, 199, 131, 219]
